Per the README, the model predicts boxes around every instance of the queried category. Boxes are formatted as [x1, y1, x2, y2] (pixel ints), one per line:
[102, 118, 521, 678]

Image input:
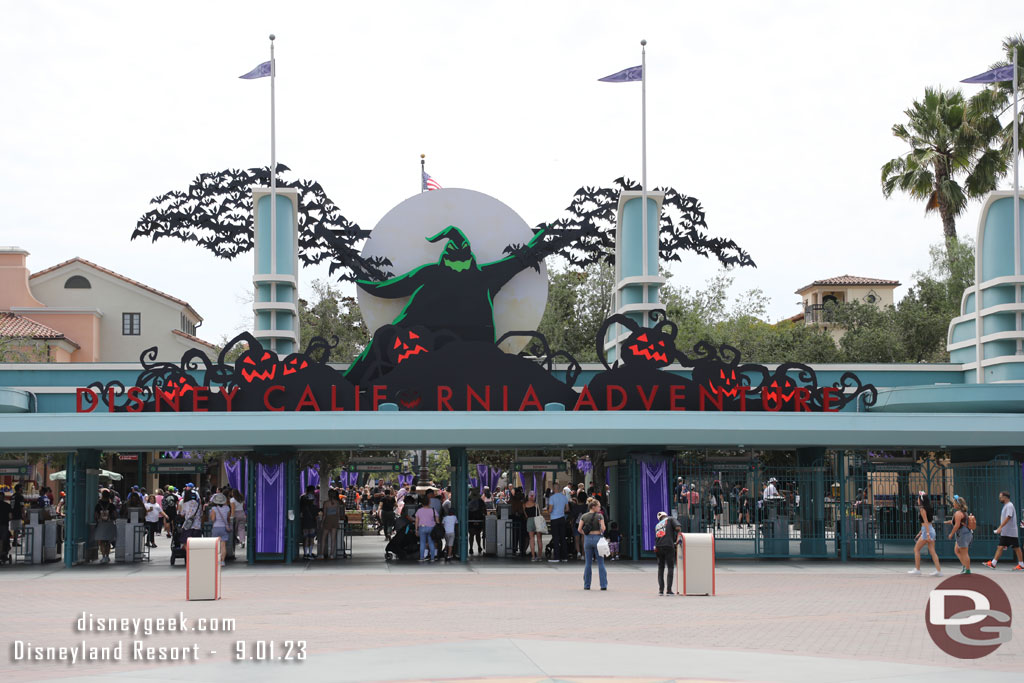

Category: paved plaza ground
[1, 534, 1021, 682]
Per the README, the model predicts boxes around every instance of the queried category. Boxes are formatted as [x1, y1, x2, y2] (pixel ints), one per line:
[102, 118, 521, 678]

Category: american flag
[422, 171, 442, 191]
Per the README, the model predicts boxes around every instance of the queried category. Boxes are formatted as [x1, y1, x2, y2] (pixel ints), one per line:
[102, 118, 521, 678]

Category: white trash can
[186, 537, 221, 600]
[677, 533, 715, 596]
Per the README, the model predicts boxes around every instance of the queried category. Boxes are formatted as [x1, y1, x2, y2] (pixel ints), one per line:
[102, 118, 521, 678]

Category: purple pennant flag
[961, 65, 1015, 83]
[599, 65, 642, 82]
[239, 60, 272, 80]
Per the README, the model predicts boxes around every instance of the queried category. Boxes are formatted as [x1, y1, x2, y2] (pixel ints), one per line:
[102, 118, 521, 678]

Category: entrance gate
[671, 454, 832, 559]
[842, 454, 1023, 561]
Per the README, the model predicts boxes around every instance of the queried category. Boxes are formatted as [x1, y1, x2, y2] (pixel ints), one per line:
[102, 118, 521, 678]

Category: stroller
[384, 519, 420, 562]
[169, 510, 203, 567]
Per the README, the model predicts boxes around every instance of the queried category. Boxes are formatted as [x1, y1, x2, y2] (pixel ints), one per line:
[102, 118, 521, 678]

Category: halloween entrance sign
[76, 313, 876, 414]
[79, 180, 877, 414]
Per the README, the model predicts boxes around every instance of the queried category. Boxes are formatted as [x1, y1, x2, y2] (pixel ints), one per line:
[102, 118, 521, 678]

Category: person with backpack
[578, 498, 608, 590]
[654, 511, 683, 595]
[946, 494, 974, 574]
[161, 486, 180, 537]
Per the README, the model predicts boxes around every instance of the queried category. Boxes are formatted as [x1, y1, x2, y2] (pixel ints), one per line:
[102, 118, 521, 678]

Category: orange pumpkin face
[162, 373, 197, 399]
[282, 354, 310, 376]
[622, 330, 672, 368]
[237, 348, 277, 383]
[387, 327, 431, 365]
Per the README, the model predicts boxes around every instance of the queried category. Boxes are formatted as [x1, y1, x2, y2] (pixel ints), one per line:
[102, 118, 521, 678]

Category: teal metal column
[64, 449, 100, 567]
[246, 457, 255, 565]
[796, 448, 826, 556]
[451, 447, 469, 564]
[285, 458, 298, 564]
[838, 451, 847, 562]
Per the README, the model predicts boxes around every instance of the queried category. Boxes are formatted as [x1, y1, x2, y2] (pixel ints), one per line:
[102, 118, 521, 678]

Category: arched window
[64, 275, 91, 289]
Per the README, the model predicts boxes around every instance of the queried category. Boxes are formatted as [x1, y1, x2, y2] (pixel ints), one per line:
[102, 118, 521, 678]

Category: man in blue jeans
[547, 486, 569, 562]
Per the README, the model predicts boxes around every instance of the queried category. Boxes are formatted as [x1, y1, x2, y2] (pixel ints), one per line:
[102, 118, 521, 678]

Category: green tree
[537, 262, 614, 361]
[893, 239, 975, 362]
[881, 87, 1006, 247]
[0, 336, 50, 363]
[298, 279, 370, 363]
[662, 272, 839, 364]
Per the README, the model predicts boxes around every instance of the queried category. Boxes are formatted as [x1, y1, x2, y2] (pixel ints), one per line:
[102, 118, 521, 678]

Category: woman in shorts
[908, 492, 942, 577]
[947, 494, 972, 574]
[208, 492, 231, 567]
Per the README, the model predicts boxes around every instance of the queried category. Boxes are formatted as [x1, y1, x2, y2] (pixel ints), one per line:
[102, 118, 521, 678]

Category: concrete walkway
[1, 534, 1019, 681]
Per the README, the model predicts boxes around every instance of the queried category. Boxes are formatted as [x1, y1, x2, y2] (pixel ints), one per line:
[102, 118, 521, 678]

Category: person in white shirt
[763, 478, 780, 500]
[983, 491, 1024, 571]
[143, 494, 168, 548]
[442, 502, 458, 563]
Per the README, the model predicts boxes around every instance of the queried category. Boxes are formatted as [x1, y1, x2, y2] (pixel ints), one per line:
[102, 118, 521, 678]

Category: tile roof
[30, 257, 202, 321]
[796, 275, 901, 293]
[0, 312, 80, 348]
[172, 329, 217, 349]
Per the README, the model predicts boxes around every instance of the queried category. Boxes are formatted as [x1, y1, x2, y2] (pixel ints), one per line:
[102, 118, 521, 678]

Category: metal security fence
[672, 456, 832, 559]
[667, 452, 1021, 561]
[840, 453, 1023, 561]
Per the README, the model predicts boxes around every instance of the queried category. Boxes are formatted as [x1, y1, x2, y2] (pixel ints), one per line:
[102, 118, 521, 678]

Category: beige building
[0, 247, 214, 362]
[790, 275, 900, 340]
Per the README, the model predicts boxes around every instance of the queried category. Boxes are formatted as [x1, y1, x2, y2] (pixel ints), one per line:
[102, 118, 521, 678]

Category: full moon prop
[357, 189, 548, 354]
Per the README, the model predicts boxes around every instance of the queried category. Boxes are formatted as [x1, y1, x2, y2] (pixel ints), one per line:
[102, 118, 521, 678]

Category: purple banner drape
[475, 465, 501, 491]
[517, 472, 546, 495]
[640, 460, 670, 551]
[163, 450, 198, 459]
[255, 462, 285, 554]
[398, 473, 414, 488]
[224, 458, 242, 492]
[469, 476, 479, 490]
[299, 465, 320, 491]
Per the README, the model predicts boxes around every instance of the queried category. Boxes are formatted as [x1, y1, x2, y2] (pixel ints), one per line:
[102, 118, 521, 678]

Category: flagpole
[640, 39, 648, 327]
[421, 154, 426, 193]
[269, 34, 277, 338]
[1014, 46, 1019, 275]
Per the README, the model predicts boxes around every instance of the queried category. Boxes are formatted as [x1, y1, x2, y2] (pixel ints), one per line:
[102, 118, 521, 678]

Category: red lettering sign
[295, 385, 320, 411]
[437, 386, 453, 411]
[466, 385, 491, 411]
[76, 388, 97, 413]
[573, 385, 597, 411]
[263, 385, 285, 411]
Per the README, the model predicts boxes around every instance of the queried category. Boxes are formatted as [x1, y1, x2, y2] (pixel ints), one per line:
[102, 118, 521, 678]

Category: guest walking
[907, 492, 942, 576]
[947, 495, 973, 574]
[578, 499, 608, 590]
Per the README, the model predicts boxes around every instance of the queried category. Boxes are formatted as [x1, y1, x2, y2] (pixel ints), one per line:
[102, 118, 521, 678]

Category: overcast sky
[1, 2, 1020, 346]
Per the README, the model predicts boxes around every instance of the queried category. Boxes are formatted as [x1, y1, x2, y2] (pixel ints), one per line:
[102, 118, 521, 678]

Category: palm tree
[967, 35, 1023, 180]
[881, 87, 1006, 247]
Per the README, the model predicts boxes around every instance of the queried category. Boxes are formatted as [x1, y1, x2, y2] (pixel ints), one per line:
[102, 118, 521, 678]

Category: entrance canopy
[2, 410, 1023, 452]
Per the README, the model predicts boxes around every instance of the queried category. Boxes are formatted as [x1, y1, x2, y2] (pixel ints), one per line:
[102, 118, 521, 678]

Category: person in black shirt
[467, 489, 485, 555]
[654, 511, 682, 595]
[10, 485, 25, 548]
[299, 486, 319, 560]
[379, 489, 397, 540]
[0, 493, 12, 563]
